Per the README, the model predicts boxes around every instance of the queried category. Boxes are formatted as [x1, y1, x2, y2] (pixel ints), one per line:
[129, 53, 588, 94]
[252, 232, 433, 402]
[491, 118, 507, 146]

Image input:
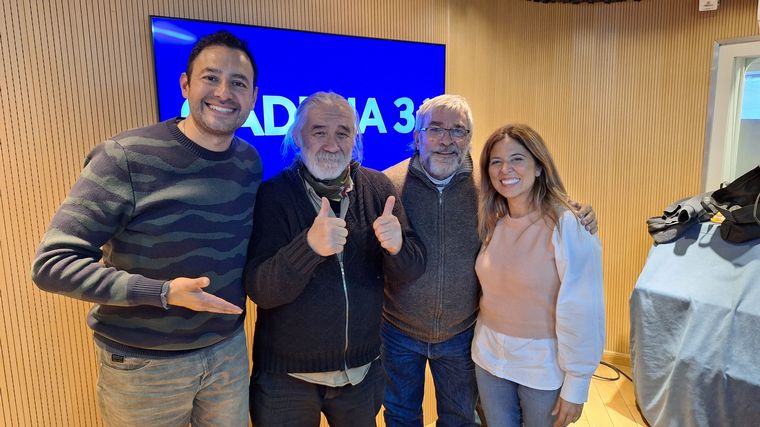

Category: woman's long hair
[478, 124, 574, 246]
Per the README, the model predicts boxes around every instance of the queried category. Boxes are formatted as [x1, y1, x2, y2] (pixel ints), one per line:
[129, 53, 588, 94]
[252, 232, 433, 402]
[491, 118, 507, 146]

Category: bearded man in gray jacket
[381, 95, 597, 427]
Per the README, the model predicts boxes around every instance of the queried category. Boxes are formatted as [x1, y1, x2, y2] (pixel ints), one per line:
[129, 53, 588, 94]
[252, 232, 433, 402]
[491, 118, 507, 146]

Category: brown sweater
[383, 153, 482, 343]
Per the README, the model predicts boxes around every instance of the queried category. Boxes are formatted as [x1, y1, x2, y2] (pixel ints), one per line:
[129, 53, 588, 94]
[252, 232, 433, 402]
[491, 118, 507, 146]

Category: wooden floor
[566, 364, 647, 427]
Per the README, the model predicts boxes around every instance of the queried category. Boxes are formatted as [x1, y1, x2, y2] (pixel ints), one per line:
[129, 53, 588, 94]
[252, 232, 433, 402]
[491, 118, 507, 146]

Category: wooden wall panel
[463, 0, 758, 357]
[2, 0, 758, 425]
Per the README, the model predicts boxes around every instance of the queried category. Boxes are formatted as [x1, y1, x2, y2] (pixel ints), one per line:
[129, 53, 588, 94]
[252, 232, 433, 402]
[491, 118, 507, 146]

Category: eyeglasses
[420, 127, 470, 141]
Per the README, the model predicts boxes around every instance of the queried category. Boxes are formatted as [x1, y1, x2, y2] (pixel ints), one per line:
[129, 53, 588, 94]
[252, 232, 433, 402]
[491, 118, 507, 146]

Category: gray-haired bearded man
[244, 91, 426, 427]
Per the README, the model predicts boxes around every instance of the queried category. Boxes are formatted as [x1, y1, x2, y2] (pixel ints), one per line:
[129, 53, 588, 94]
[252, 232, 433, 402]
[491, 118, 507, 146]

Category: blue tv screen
[150, 16, 446, 179]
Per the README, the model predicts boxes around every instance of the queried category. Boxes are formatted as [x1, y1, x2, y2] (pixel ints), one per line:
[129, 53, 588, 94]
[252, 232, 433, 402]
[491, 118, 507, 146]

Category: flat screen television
[150, 16, 446, 179]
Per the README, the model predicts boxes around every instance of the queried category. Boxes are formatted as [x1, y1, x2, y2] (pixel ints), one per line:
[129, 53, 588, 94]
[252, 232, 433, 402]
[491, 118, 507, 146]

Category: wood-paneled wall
[1, 0, 757, 425]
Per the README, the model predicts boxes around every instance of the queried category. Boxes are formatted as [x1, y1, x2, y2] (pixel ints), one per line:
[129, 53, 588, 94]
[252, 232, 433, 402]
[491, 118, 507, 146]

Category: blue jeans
[381, 321, 479, 427]
[475, 364, 559, 427]
[95, 328, 249, 427]
[250, 359, 385, 427]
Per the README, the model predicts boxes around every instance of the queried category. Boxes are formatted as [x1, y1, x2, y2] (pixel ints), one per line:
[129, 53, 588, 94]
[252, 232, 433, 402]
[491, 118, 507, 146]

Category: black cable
[592, 361, 633, 382]
[592, 364, 619, 381]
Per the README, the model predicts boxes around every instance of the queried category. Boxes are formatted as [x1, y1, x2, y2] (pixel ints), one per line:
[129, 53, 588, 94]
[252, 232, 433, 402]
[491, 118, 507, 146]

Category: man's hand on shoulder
[569, 200, 598, 234]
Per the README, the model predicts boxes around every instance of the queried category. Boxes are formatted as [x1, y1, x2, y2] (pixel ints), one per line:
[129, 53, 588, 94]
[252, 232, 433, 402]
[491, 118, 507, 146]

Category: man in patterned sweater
[31, 31, 259, 427]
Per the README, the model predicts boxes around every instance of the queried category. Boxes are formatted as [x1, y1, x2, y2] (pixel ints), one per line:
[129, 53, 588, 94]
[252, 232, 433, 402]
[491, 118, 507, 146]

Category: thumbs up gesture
[307, 197, 349, 256]
[373, 196, 402, 255]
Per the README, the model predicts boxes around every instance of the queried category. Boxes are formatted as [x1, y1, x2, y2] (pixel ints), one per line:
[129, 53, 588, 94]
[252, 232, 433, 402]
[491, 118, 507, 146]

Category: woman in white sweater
[473, 124, 605, 427]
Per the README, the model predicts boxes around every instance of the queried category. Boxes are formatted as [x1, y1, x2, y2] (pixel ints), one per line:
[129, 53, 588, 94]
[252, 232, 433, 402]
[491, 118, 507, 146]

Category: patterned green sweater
[31, 118, 262, 355]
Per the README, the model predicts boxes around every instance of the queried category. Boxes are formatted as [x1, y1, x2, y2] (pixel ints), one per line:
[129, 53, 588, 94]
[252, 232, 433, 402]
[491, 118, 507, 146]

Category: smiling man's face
[415, 108, 471, 180]
[180, 45, 257, 148]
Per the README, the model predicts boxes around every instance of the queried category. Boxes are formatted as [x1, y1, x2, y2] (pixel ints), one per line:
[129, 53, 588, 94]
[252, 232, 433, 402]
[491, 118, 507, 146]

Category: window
[736, 61, 760, 179]
[703, 36, 760, 190]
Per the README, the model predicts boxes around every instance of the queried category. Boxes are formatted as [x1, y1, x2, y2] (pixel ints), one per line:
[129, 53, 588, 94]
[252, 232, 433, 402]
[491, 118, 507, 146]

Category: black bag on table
[709, 166, 760, 243]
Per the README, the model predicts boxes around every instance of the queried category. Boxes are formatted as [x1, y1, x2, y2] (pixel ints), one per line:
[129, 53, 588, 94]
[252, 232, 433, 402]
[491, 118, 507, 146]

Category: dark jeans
[381, 321, 479, 427]
[250, 359, 384, 427]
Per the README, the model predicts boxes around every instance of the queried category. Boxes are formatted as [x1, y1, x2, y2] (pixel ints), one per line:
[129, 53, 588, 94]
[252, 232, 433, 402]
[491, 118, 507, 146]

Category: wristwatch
[160, 281, 171, 309]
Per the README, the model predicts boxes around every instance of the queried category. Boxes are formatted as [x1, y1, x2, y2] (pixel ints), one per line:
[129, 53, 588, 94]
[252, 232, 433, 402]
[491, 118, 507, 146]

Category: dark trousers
[250, 360, 384, 427]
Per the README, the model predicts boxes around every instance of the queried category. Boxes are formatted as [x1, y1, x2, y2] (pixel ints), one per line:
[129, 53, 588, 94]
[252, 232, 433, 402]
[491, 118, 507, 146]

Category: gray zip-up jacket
[383, 153, 481, 343]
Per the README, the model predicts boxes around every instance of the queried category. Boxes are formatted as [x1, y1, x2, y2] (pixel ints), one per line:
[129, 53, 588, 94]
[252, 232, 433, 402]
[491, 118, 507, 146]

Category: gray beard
[425, 155, 463, 180]
[303, 151, 350, 180]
